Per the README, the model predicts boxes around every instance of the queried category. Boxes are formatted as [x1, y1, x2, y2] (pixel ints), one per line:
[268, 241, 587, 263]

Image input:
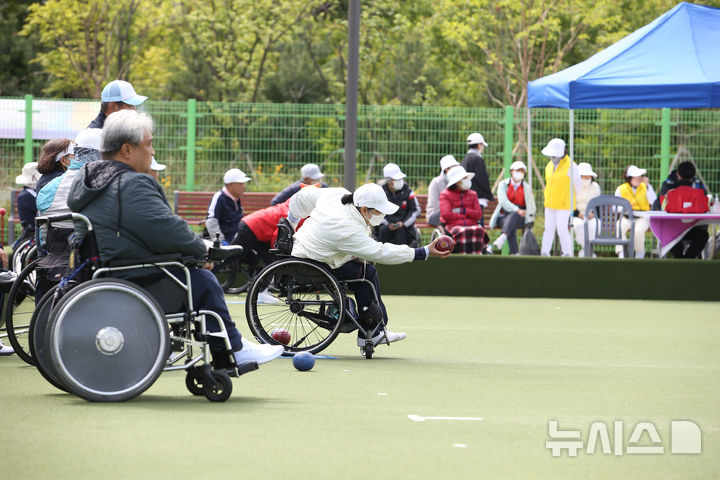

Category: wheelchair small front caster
[203, 369, 232, 402]
[362, 341, 374, 359]
[185, 368, 204, 396]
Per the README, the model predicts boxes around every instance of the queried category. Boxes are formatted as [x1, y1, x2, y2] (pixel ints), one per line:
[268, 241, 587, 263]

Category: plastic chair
[583, 195, 634, 258]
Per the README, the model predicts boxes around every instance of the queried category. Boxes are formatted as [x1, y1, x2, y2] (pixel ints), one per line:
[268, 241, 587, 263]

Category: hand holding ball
[435, 235, 455, 253]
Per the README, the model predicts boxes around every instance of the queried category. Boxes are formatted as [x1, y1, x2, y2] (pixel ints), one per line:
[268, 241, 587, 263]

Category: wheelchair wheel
[185, 368, 205, 396]
[4, 261, 37, 365]
[246, 258, 345, 355]
[47, 278, 169, 402]
[203, 370, 232, 402]
[30, 289, 69, 393]
[216, 257, 262, 294]
[10, 239, 34, 274]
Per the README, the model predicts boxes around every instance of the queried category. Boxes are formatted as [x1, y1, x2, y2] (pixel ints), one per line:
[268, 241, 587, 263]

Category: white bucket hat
[440, 155, 459, 171]
[382, 163, 406, 180]
[577, 162, 597, 177]
[223, 168, 251, 184]
[353, 183, 399, 215]
[510, 160, 527, 171]
[626, 165, 646, 178]
[541, 138, 566, 157]
[445, 165, 474, 187]
[16, 162, 40, 188]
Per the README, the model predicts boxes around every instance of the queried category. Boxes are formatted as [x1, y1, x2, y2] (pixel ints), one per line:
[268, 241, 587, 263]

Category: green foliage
[0, 0, 46, 96]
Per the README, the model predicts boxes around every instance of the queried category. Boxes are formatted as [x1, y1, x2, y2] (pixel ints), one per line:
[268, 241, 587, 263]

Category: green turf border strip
[376, 256, 720, 301]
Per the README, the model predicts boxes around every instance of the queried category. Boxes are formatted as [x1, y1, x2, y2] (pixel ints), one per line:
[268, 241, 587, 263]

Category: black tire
[10, 238, 33, 274]
[185, 369, 204, 396]
[245, 258, 345, 355]
[203, 370, 232, 402]
[31, 289, 70, 392]
[217, 257, 263, 294]
[364, 343, 374, 360]
[4, 261, 38, 365]
[47, 279, 169, 402]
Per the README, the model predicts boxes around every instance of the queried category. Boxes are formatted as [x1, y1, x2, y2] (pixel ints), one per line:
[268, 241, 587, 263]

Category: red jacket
[662, 185, 709, 213]
[439, 188, 484, 229]
[242, 200, 290, 245]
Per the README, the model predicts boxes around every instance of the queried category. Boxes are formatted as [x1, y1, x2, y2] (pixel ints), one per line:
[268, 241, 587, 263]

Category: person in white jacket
[571, 162, 601, 257]
[287, 183, 450, 347]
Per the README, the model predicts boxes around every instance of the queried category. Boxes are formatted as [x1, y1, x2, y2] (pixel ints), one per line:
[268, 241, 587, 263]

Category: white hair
[101, 110, 153, 154]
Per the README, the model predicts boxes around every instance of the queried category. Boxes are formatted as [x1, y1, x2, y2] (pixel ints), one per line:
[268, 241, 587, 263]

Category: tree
[430, 0, 626, 108]
[0, 0, 47, 96]
[20, 0, 172, 98]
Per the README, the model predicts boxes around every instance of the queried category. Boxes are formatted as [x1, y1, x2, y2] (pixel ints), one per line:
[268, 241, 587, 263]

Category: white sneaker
[257, 290, 281, 304]
[493, 234, 506, 250]
[233, 338, 284, 367]
[0, 340, 14, 356]
[356, 330, 406, 347]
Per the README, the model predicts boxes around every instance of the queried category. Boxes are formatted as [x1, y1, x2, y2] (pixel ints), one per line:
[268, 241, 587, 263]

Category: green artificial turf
[1, 296, 718, 479]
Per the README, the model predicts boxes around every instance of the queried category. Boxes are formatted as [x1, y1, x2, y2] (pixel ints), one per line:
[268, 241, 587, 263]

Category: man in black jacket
[462, 132, 492, 226]
[271, 163, 329, 205]
[68, 109, 282, 368]
[377, 163, 421, 246]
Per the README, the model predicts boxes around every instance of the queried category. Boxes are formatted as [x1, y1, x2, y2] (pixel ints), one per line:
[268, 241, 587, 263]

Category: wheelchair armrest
[104, 253, 185, 268]
[207, 245, 244, 261]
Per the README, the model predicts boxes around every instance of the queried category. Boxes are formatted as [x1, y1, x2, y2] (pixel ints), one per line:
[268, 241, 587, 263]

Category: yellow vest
[544, 155, 575, 210]
[618, 182, 650, 211]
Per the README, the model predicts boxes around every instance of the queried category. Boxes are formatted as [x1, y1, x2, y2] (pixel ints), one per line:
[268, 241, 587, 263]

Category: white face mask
[392, 179, 404, 190]
[582, 178, 592, 187]
[511, 171, 525, 182]
[368, 212, 385, 227]
[460, 179, 472, 190]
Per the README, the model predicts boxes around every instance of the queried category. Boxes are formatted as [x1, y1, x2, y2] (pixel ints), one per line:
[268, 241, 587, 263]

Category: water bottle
[713, 195, 720, 213]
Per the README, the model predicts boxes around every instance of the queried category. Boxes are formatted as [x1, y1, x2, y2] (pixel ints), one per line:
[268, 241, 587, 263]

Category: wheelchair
[245, 219, 390, 359]
[203, 232, 265, 294]
[22, 213, 256, 402]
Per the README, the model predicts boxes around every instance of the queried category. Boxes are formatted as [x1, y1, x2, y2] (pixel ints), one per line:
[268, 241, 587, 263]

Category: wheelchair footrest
[235, 362, 259, 376]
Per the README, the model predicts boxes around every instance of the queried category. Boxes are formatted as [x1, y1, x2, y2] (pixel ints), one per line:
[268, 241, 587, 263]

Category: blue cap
[101, 80, 147, 106]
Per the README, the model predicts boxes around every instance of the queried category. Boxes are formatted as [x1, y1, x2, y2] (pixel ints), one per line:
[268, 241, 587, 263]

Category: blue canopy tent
[525, 2, 720, 254]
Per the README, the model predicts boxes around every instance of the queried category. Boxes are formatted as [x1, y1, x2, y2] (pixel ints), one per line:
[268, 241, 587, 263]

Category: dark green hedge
[376, 256, 720, 302]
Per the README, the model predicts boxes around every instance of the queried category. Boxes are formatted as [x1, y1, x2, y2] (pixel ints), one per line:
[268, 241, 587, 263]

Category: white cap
[440, 155, 459, 171]
[353, 183, 399, 215]
[16, 162, 40, 188]
[626, 165, 646, 178]
[74, 128, 102, 150]
[151, 157, 166, 171]
[224, 168, 251, 184]
[467, 132, 488, 147]
[510, 160, 527, 171]
[541, 138, 566, 157]
[446, 165, 475, 187]
[577, 162, 597, 177]
[300, 163, 324, 180]
[101, 80, 147, 106]
[383, 163, 406, 180]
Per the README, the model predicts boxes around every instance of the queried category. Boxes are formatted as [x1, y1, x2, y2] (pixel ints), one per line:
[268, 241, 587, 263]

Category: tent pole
[527, 108, 533, 188]
[568, 109, 575, 254]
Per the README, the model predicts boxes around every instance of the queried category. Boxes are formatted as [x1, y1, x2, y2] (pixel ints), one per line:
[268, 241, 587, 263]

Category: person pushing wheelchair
[67, 109, 283, 369]
[286, 183, 451, 348]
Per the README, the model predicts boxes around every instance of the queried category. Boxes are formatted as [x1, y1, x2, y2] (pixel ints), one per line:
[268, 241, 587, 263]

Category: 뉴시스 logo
[546, 420, 702, 457]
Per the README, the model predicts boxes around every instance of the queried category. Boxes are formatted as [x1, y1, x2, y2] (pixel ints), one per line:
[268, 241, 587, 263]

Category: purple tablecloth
[640, 212, 720, 257]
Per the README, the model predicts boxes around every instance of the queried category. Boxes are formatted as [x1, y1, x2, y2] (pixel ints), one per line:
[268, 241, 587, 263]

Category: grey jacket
[68, 160, 206, 265]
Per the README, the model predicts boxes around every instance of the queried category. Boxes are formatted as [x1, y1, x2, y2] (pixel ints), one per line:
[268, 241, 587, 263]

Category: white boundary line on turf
[408, 414, 483, 422]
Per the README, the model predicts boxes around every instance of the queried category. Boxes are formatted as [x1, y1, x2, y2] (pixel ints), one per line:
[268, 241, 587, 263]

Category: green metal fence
[2, 96, 719, 247]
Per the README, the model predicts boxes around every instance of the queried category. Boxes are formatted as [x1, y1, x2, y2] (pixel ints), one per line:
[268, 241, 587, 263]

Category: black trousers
[495, 211, 525, 254]
[670, 226, 709, 259]
[333, 261, 388, 330]
[230, 222, 273, 270]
